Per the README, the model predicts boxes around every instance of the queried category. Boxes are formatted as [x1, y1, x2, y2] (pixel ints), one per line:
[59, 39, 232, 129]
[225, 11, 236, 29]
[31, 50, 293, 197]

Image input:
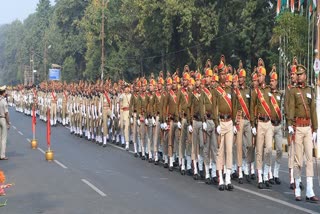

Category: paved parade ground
[0, 108, 319, 214]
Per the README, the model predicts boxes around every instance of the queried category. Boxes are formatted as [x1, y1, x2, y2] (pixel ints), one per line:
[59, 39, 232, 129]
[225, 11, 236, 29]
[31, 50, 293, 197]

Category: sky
[0, 0, 55, 25]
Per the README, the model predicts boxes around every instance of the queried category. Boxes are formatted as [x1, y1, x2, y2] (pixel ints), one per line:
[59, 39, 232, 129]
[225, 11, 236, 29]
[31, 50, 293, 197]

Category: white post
[317, 84, 320, 158]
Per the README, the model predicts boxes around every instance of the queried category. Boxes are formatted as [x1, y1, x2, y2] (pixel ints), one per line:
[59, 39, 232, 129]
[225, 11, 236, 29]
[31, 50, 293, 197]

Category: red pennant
[46, 108, 51, 147]
[32, 105, 36, 133]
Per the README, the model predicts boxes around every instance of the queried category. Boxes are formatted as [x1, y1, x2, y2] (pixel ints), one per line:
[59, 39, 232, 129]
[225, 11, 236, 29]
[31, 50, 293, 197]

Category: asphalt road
[1, 108, 320, 214]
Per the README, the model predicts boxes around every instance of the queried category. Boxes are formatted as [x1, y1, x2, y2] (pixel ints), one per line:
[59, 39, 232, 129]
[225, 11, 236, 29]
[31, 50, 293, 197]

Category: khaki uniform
[146, 91, 155, 160]
[119, 92, 131, 149]
[214, 83, 233, 185]
[269, 89, 283, 180]
[202, 86, 218, 179]
[129, 92, 140, 154]
[232, 85, 253, 178]
[152, 90, 164, 162]
[189, 87, 205, 176]
[288, 84, 318, 198]
[284, 84, 295, 184]
[250, 84, 273, 183]
[0, 96, 8, 159]
[177, 87, 192, 172]
[137, 92, 149, 158]
[62, 90, 69, 125]
[163, 89, 179, 168]
[50, 90, 57, 126]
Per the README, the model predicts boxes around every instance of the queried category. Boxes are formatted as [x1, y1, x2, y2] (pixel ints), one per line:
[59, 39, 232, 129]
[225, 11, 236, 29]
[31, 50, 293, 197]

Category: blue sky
[0, 0, 55, 25]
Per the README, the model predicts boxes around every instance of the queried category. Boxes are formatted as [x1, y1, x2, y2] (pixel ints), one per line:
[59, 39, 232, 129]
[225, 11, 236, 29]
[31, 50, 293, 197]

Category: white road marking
[81, 179, 107, 197]
[108, 143, 134, 154]
[54, 160, 68, 169]
[37, 147, 46, 154]
[26, 139, 31, 143]
[18, 131, 23, 136]
[12, 126, 16, 130]
[234, 184, 320, 214]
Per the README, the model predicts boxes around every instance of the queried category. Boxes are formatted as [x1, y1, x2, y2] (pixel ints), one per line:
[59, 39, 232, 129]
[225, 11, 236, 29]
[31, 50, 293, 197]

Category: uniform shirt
[213, 83, 233, 126]
[270, 89, 282, 121]
[177, 87, 190, 122]
[137, 92, 149, 118]
[188, 87, 205, 123]
[129, 92, 139, 117]
[250, 83, 272, 127]
[284, 83, 295, 120]
[288, 84, 318, 131]
[202, 86, 216, 121]
[163, 89, 179, 122]
[0, 95, 8, 117]
[146, 91, 155, 118]
[232, 84, 250, 123]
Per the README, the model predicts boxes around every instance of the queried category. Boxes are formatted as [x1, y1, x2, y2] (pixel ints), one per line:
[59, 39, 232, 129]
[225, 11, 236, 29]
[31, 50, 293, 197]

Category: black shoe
[181, 170, 186, 175]
[193, 174, 199, 180]
[251, 174, 256, 180]
[245, 175, 251, 183]
[231, 172, 238, 180]
[299, 182, 304, 191]
[169, 166, 173, 171]
[218, 184, 225, 191]
[205, 178, 211, 184]
[148, 158, 153, 163]
[173, 161, 179, 167]
[212, 177, 219, 185]
[154, 160, 159, 165]
[121, 144, 125, 148]
[258, 182, 264, 189]
[226, 184, 234, 191]
[139, 152, 142, 157]
[130, 140, 133, 145]
[238, 178, 243, 184]
[274, 177, 281, 185]
[141, 156, 146, 160]
[187, 169, 193, 176]
[264, 181, 272, 189]
[134, 153, 139, 158]
[99, 142, 103, 146]
[289, 183, 295, 190]
[268, 178, 275, 185]
[306, 196, 319, 203]
[112, 140, 116, 144]
[295, 196, 302, 201]
[103, 144, 106, 147]
[164, 163, 169, 168]
[199, 170, 205, 179]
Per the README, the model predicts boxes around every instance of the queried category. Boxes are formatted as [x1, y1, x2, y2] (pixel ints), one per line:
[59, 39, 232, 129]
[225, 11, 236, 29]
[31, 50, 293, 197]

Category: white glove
[130, 117, 133, 124]
[145, 118, 148, 125]
[177, 121, 182, 129]
[188, 125, 193, 133]
[112, 113, 115, 119]
[252, 127, 257, 136]
[288, 126, 294, 135]
[163, 123, 168, 130]
[137, 119, 141, 126]
[233, 126, 237, 134]
[216, 125, 221, 134]
[152, 117, 156, 126]
[160, 123, 165, 130]
[202, 122, 207, 131]
[118, 113, 120, 118]
[312, 132, 317, 142]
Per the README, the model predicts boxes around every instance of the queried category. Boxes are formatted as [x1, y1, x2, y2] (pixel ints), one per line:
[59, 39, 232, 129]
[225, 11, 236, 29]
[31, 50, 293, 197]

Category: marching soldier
[101, 83, 112, 147]
[268, 68, 283, 185]
[250, 65, 273, 189]
[50, 84, 58, 126]
[146, 77, 156, 161]
[177, 71, 191, 175]
[287, 64, 318, 202]
[202, 69, 218, 184]
[130, 80, 141, 157]
[232, 68, 253, 184]
[152, 74, 165, 165]
[119, 83, 132, 150]
[284, 62, 298, 189]
[188, 72, 205, 180]
[214, 63, 234, 191]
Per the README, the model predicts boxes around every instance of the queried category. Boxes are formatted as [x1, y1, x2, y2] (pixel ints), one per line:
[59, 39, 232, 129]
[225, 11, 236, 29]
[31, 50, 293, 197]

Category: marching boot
[306, 177, 318, 203]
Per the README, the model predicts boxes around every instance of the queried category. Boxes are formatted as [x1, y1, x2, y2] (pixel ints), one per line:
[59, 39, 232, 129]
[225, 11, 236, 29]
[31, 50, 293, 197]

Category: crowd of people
[7, 55, 319, 202]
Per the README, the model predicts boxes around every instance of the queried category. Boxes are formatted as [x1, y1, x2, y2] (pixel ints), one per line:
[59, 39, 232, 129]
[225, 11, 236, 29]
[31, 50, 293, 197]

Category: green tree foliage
[0, 0, 310, 85]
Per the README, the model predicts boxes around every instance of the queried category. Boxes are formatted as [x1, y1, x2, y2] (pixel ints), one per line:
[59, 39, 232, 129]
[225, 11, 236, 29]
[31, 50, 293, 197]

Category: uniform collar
[260, 83, 266, 89]
[298, 82, 306, 88]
